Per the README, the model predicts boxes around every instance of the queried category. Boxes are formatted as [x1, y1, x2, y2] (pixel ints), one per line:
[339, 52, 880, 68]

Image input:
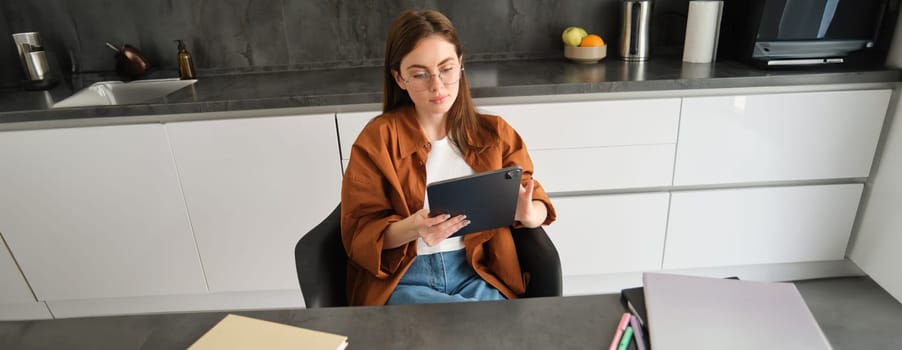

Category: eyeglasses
[399, 66, 464, 91]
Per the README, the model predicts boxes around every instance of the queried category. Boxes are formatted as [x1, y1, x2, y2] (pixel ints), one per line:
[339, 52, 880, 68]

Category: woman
[341, 9, 556, 306]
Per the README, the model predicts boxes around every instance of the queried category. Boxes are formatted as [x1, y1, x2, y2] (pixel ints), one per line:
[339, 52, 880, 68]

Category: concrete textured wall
[0, 0, 695, 88]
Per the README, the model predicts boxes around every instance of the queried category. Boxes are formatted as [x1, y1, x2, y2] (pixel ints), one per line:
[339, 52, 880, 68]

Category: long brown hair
[383, 10, 496, 157]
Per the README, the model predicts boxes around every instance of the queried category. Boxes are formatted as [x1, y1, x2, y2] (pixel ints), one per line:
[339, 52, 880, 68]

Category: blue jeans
[386, 249, 506, 305]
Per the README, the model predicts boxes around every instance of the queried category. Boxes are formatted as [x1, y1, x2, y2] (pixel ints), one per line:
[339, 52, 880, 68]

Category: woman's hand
[515, 179, 548, 228]
[410, 209, 470, 246]
[383, 208, 469, 248]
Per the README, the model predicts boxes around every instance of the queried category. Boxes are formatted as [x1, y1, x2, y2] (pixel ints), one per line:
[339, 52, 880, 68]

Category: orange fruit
[579, 34, 605, 47]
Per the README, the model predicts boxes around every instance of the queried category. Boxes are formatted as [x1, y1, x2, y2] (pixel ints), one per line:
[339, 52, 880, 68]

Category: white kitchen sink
[52, 78, 197, 108]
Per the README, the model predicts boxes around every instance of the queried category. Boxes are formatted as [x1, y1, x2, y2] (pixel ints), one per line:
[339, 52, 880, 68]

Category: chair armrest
[511, 226, 563, 298]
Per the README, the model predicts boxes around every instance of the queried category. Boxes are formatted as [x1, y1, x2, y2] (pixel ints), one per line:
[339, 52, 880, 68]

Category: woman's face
[393, 35, 462, 118]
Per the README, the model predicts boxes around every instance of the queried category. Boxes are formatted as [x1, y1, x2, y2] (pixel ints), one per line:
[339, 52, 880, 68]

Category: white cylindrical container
[682, 0, 723, 63]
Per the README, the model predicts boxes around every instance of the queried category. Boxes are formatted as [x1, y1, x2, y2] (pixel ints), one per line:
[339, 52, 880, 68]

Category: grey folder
[643, 272, 832, 350]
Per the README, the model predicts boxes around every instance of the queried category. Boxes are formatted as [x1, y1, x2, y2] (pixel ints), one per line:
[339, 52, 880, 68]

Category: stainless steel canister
[12, 32, 51, 81]
[619, 0, 653, 61]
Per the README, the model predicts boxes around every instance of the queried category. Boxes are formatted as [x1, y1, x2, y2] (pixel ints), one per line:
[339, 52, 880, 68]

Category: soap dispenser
[175, 39, 196, 79]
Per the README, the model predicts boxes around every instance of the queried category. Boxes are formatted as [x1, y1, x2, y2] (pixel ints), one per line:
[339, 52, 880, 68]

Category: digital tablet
[426, 165, 523, 237]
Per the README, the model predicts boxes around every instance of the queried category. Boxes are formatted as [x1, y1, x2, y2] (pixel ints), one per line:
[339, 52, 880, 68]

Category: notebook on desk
[188, 314, 348, 350]
[642, 273, 832, 350]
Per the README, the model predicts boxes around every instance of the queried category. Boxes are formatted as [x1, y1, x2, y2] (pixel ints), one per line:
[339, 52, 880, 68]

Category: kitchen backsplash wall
[0, 0, 690, 89]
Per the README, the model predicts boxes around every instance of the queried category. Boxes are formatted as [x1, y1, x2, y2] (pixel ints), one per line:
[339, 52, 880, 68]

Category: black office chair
[295, 204, 563, 308]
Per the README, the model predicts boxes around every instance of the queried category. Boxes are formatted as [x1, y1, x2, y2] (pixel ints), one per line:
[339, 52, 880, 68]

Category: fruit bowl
[564, 45, 607, 64]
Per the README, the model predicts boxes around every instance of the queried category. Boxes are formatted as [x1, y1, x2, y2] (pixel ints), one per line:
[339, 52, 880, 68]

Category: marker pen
[618, 326, 634, 350]
[630, 314, 647, 350]
[609, 312, 632, 350]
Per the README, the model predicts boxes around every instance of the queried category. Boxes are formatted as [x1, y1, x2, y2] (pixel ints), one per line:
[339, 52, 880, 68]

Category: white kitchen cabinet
[0, 83, 885, 320]
[664, 184, 863, 269]
[339, 100, 681, 191]
[481, 99, 681, 149]
[544, 193, 669, 276]
[674, 90, 890, 185]
[337, 111, 379, 173]
[337, 111, 379, 161]
[0, 124, 207, 301]
[485, 99, 680, 191]
[530, 145, 675, 192]
[166, 114, 342, 293]
[0, 238, 34, 305]
[340, 98, 683, 159]
[849, 96, 902, 303]
[0, 238, 51, 320]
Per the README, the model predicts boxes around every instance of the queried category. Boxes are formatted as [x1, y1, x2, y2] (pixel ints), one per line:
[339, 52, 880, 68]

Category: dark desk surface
[2, 277, 901, 349]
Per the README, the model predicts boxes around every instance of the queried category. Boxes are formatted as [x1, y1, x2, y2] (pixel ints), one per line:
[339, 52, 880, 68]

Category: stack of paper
[189, 314, 348, 350]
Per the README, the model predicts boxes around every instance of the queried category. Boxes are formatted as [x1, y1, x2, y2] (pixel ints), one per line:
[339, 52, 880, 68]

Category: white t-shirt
[417, 136, 473, 255]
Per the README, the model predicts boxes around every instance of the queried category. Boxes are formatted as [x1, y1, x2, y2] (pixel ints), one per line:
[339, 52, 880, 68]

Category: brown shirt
[340, 105, 556, 306]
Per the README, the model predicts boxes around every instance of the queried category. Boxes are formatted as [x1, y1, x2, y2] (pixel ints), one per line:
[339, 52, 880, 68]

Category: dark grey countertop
[1, 57, 900, 125]
[1, 277, 901, 349]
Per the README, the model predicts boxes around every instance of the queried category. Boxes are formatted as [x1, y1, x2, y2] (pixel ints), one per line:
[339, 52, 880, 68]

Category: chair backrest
[295, 203, 562, 308]
[294, 204, 348, 307]
[511, 225, 563, 298]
